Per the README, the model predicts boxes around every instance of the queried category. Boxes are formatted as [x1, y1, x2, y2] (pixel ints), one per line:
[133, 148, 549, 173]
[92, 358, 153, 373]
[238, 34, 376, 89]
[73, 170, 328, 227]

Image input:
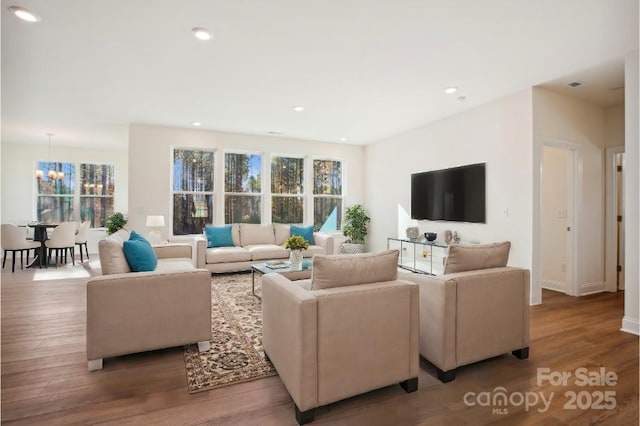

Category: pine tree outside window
[271, 156, 304, 224]
[224, 152, 262, 224]
[312, 159, 343, 232]
[172, 148, 215, 234]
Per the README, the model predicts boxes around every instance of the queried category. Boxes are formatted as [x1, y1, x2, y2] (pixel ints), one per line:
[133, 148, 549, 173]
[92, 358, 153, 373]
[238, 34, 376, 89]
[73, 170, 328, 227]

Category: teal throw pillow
[122, 231, 157, 272]
[205, 225, 235, 248]
[290, 225, 315, 245]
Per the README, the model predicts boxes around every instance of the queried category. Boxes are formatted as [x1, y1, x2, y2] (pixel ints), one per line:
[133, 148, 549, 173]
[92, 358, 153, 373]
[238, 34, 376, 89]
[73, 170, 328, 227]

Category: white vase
[289, 249, 303, 270]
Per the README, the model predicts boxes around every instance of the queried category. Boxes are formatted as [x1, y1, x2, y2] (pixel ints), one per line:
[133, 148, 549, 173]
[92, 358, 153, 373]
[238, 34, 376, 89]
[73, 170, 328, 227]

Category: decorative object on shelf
[284, 235, 309, 270]
[406, 226, 420, 241]
[145, 215, 165, 245]
[341, 204, 370, 254]
[453, 231, 460, 243]
[444, 230, 453, 245]
[105, 212, 127, 235]
[424, 232, 437, 242]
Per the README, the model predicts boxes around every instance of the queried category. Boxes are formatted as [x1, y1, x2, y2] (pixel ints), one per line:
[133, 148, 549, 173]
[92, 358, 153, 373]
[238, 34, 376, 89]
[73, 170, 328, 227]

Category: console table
[387, 237, 448, 275]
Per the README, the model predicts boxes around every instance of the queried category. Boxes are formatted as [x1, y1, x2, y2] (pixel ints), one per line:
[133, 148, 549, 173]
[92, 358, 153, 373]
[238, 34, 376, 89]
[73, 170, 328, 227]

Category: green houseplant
[105, 212, 127, 235]
[341, 204, 370, 253]
[284, 235, 309, 270]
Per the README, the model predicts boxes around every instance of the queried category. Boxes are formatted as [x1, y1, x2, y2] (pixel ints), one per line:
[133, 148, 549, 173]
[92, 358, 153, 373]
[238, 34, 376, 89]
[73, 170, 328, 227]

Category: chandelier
[36, 133, 63, 180]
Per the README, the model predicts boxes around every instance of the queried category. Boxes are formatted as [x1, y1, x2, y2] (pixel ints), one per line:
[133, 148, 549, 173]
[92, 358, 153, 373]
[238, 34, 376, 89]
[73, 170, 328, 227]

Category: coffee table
[251, 261, 313, 297]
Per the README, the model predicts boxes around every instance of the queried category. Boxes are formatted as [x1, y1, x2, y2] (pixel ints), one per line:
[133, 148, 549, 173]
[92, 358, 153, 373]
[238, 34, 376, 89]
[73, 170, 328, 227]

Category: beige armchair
[87, 240, 211, 371]
[402, 241, 530, 382]
[262, 250, 419, 424]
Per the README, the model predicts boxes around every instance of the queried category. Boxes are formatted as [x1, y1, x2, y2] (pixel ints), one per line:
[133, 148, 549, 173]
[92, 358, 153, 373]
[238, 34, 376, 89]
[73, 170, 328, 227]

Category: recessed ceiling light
[445, 87, 458, 94]
[192, 27, 212, 41]
[292, 105, 305, 112]
[191, 121, 201, 126]
[340, 137, 347, 142]
[9, 6, 40, 22]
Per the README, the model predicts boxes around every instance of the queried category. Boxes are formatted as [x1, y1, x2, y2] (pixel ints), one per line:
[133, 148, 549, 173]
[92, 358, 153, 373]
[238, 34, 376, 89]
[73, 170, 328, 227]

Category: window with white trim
[224, 152, 262, 224]
[36, 161, 75, 223]
[271, 156, 304, 224]
[80, 163, 114, 227]
[172, 148, 215, 234]
[312, 159, 342, 231]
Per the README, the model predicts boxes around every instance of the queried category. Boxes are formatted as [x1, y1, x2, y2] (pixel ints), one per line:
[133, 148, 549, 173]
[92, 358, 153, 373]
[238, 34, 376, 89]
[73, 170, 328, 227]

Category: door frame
[605, 145, 625, 292]
[538, 139, 580, 297]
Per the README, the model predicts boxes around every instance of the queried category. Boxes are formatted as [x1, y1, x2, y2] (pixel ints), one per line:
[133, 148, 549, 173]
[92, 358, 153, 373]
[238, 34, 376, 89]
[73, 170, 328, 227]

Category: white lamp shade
[146, 215, 165, 227]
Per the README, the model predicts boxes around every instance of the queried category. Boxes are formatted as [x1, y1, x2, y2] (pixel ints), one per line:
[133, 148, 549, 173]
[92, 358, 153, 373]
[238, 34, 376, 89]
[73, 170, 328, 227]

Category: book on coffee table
[266, 261, 290, 270]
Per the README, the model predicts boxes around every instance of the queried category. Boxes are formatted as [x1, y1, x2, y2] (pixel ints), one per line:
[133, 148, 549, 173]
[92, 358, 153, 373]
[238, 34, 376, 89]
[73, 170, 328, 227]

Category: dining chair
[1, 224, 41, 272]
[75, 220, 90, 262]
[45, 222, 77, 266]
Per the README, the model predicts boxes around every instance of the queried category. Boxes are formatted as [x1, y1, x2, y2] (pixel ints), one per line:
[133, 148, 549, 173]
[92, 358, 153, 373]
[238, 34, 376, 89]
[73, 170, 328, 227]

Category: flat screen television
[411, 163, 486, 223]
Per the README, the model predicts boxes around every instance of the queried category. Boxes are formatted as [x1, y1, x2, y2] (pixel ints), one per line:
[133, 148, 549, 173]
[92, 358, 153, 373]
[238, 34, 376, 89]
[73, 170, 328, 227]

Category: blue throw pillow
[290, 225, 315, 245]
[204, 225, 235, 248]
[122, 232, 157, 272]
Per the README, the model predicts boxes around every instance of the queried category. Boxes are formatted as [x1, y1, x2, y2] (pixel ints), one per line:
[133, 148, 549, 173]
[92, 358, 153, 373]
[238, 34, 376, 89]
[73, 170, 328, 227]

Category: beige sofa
[86, 231, 211, 371]
[196, 224, 334, 273]
[262, 250, 419, 424]
[401, 241, 530, 382]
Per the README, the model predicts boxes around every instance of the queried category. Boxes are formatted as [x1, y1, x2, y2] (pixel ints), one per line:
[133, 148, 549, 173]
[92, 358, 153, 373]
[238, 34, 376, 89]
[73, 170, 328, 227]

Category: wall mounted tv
[411, 162, 486, 223]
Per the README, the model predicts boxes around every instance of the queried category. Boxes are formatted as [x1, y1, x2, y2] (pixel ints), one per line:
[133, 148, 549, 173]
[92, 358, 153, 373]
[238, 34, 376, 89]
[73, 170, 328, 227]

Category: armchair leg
[436, 367, 456, 383]
[295, 405, 315, 425]
[88, 359, 103, 371]
[197, 341, 211, 352]
[512, 347, 529, 359]
[399, 377, 418, 393]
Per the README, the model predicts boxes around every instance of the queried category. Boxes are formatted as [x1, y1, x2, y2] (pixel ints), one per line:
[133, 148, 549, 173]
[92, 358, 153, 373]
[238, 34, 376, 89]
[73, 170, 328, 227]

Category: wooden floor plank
[1, 265, 638, 425]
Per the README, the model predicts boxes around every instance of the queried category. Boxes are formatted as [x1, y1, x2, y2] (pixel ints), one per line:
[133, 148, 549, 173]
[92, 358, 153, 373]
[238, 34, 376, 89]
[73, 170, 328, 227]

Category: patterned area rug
[183, 273, 276, 393]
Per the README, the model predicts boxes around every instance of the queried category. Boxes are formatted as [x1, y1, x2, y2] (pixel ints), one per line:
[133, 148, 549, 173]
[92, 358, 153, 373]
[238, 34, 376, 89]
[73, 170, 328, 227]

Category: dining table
[26, 223, 58, 268]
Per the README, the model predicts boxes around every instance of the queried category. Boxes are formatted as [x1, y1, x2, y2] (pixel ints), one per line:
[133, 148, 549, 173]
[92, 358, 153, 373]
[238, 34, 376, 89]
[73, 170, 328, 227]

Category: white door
[541, 145, 575, 295]
[616, 153, 625, 290]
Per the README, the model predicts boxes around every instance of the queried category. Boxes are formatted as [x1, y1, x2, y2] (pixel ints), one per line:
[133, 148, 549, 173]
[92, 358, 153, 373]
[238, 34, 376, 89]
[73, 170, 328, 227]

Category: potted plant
[341, 204, 370, 254]
[284, 235, 309, 270]
[105, 212, 127, 235]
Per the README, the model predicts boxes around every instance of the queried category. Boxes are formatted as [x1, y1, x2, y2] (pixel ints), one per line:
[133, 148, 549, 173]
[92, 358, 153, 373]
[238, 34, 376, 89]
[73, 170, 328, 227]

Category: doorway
[605, 146, 625, 292]
[540, 144, 576, 295]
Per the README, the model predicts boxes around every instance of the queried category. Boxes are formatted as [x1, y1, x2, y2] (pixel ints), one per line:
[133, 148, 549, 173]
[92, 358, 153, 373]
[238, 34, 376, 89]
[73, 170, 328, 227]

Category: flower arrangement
[283, 235, 309, 251]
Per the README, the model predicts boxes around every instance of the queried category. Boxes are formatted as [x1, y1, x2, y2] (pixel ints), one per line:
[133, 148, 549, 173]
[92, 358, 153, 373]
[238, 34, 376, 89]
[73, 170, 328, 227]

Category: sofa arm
[313, 232, 334, 255]
[168, 235, 207, 268]
[406, 274, 458, 372]
[451, 267, 530, 366]
[153, 243, 191, 260]
[262, 273, 318, 412]
[86, 268, 211, 362]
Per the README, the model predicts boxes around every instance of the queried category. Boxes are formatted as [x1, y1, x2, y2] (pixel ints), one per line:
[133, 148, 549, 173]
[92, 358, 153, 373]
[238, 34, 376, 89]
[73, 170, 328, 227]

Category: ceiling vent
[567, 81, 583, 88]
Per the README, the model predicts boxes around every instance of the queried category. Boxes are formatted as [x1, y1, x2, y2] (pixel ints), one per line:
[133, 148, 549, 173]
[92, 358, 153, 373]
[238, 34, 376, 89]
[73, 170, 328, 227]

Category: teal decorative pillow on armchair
[290, 225, 315, 245]
[204, 225, 235, 248]
[122, 231, 158, 272]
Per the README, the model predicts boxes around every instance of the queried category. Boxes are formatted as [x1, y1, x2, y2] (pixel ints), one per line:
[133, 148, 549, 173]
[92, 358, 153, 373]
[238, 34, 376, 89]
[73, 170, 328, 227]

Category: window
[313, 159, 342, 231]
[271, 156, 304, 224]
[80, 164, 115, 228]
[225, 152, 262, 224]
[172, 148, 215, 234]
[36, 161, 75, 223]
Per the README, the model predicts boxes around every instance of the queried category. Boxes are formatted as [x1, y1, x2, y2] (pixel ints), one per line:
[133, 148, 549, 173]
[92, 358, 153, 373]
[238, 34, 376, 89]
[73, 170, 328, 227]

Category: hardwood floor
[1, 264, 638, 425]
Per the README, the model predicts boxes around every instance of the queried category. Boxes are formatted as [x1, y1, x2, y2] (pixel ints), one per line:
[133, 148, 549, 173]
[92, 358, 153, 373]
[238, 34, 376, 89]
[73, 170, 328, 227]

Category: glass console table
[387, 237, 448, 275]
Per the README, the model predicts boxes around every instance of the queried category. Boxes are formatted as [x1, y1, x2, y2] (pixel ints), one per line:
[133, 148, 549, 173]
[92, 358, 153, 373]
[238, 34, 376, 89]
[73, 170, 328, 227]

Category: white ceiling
[1, 0, 638, 150]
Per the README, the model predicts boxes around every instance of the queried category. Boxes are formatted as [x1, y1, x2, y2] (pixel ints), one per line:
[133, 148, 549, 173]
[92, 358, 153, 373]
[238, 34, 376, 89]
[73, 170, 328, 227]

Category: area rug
[183, 273, 277, 393]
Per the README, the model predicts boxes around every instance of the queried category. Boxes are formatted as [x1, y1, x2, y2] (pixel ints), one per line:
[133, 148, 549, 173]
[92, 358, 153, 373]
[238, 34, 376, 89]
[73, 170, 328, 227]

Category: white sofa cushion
[206, 246, 251, 264]
[239, 224, 276, 246]
[246, 244, 289, 261]
[155, 259, 195, 273]
[273, 224, 291, 245]
[98, 240, 131, 275]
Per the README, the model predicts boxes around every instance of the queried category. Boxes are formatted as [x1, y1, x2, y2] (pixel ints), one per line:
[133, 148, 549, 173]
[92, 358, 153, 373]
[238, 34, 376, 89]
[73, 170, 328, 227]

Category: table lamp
[146, 215, 165, 245]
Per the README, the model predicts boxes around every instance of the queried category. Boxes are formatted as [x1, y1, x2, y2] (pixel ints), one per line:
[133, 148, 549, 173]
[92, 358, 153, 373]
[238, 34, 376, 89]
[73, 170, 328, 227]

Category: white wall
[622, 49, 639, 335]
[0, 142, 128, 252]
[128, 124, 365, 239]
[532, 88, 607, 296]
[365, 90, 534, 291]
[604, 104, 625, 147]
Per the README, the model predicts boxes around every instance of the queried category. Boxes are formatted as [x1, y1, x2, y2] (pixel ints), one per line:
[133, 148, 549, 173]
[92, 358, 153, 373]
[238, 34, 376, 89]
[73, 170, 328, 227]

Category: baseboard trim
[542, 279, 565, 293]
[580, 281, 605, 296]
[621, 317, 640, 335]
